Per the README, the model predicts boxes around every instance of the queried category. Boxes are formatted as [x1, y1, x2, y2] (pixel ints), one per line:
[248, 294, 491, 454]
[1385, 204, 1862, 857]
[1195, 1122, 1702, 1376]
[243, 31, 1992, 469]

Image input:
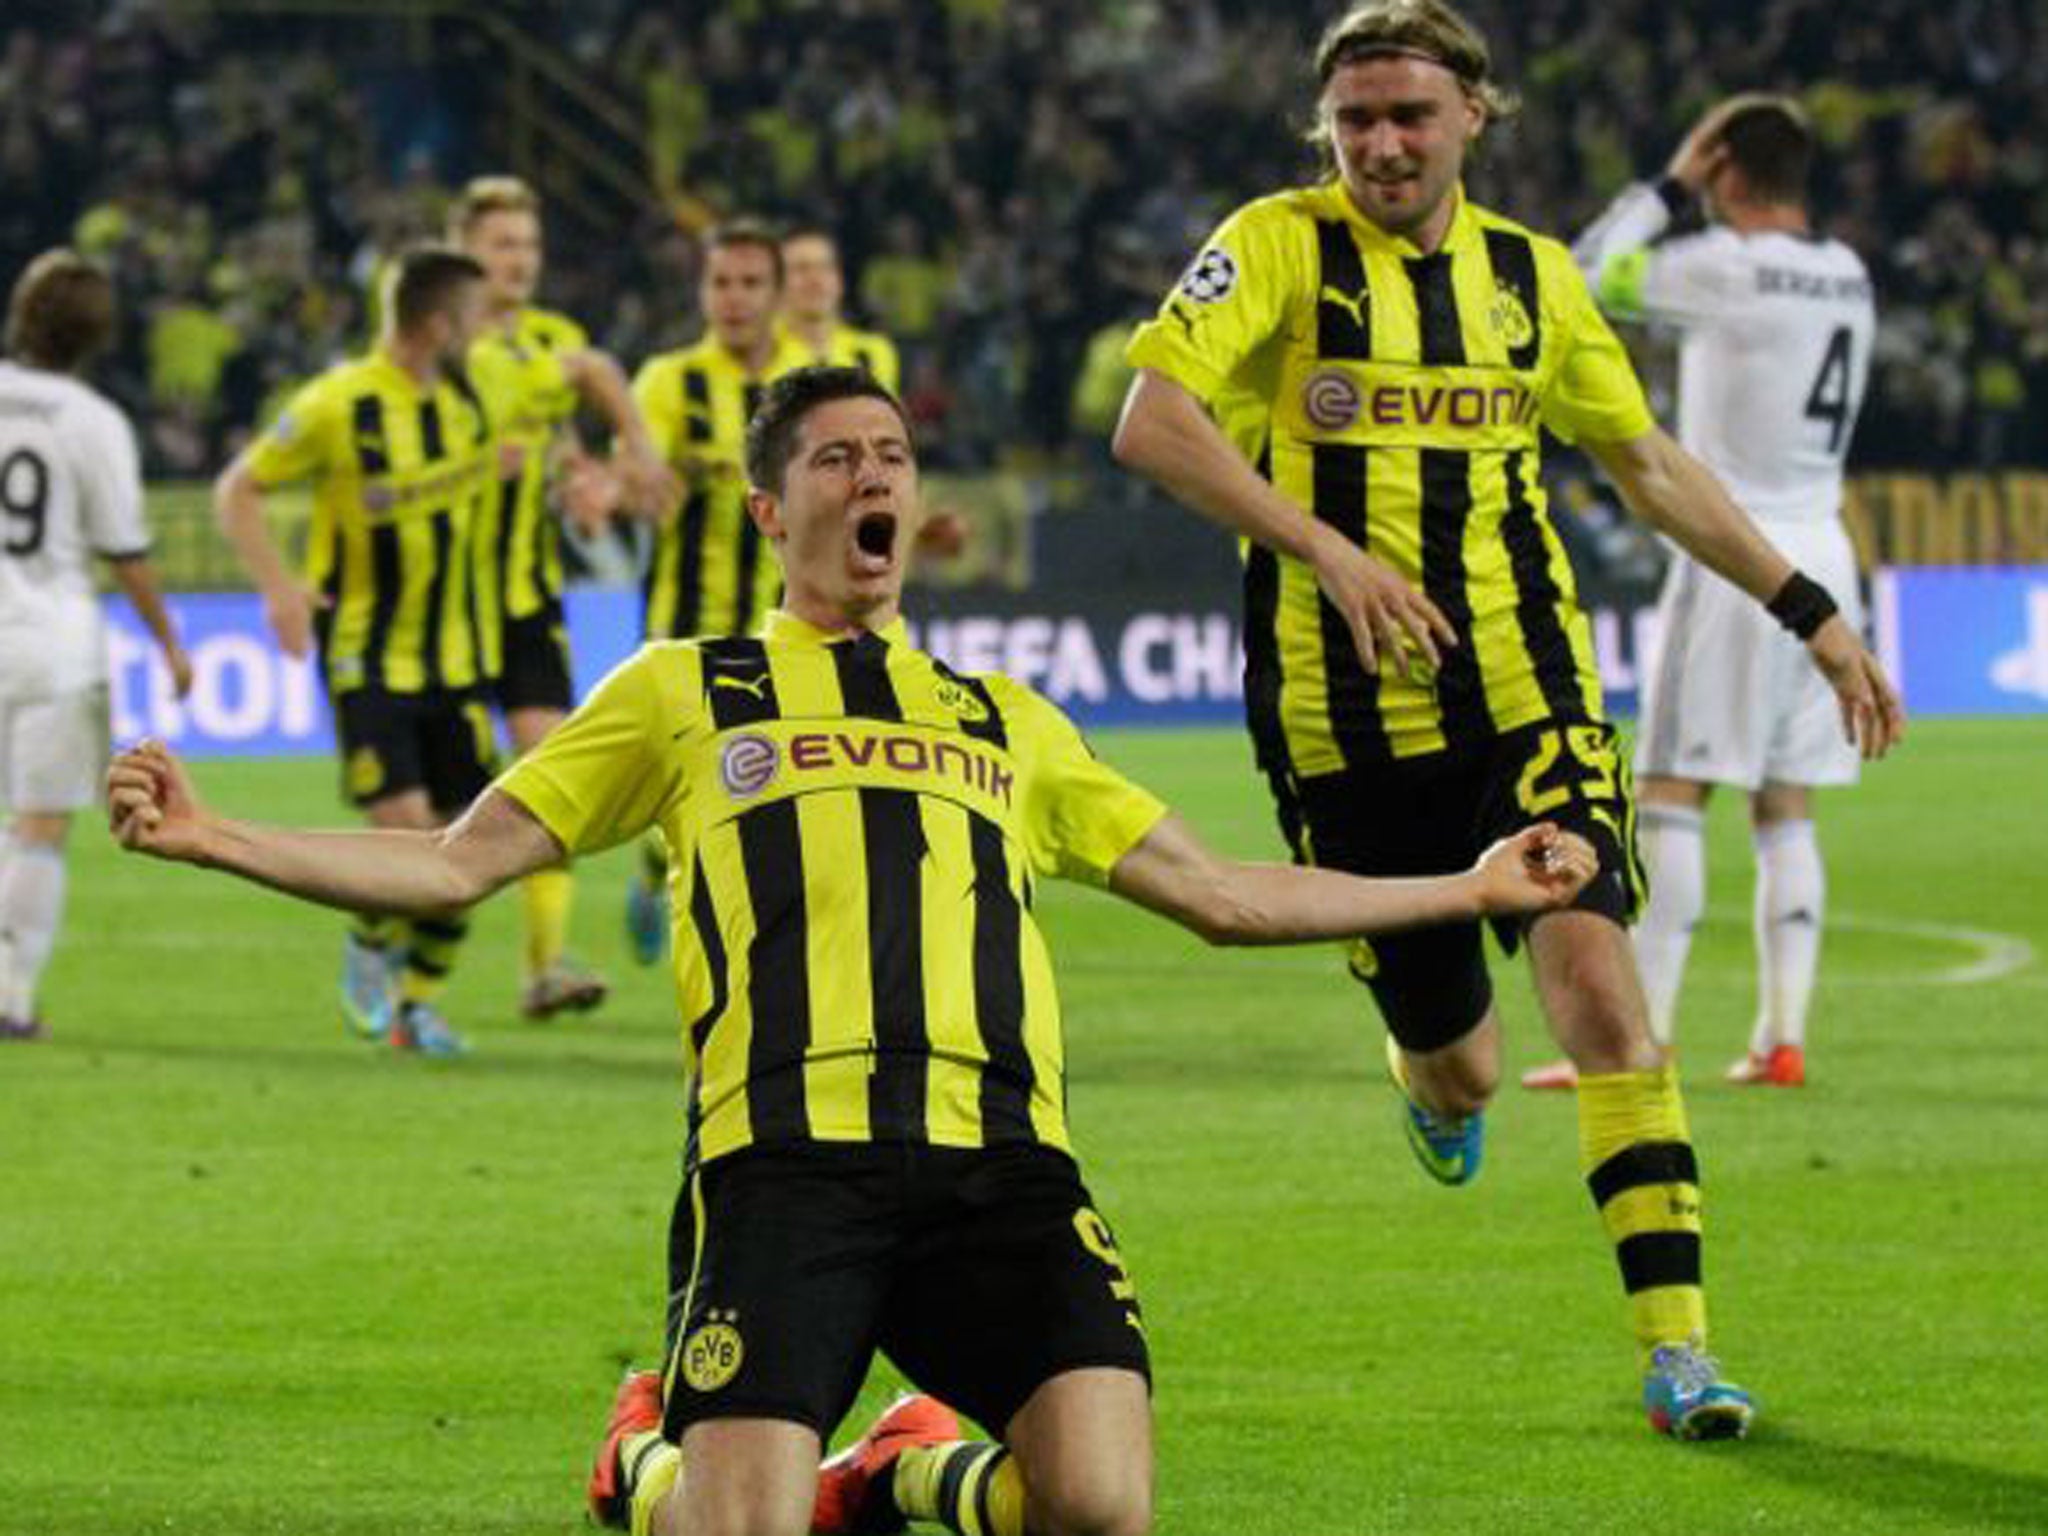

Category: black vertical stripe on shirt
[861, 788, 928, 1140]
[1311, 443, 1389, 767]
[417, 398, 445, 460]
[701, 637, 781, 727]
[1500, 450, 1583, 718]
[699, 637, 807, 1139]
[830, 633, 901, 722]
[1406, 252, 1467, 365]
[419, 509, 454, 688]
[1241, 546, 1288, 775]
[351, 393, 390, 475]
[1406, 254, 1487, 748]
[684, 851, 729, 1060]
[736, 795, 811, 1143]
[1241, 438, 1290, 777]
[684, 367, 713, 443]
[1483, 229, 1543, 370]
[733, 383, 768, 633]
[1315, 221, 1372, 359]
[1419, 448, 1487, 747]
[362, 524, 403, 690]
[829, 637, 929, 1139]
[969, 814, 1033, 1143]
[671, 492, 710, 638]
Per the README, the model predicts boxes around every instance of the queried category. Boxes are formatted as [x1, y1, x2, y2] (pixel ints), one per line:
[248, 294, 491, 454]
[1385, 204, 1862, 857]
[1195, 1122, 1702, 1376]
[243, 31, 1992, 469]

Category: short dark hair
[745, 365, 913, 494]
[386, 245, 485, 334]
[1721, 99, 1813, 205]
[4, 249, 115, 372]
[706, 219, 785, 286]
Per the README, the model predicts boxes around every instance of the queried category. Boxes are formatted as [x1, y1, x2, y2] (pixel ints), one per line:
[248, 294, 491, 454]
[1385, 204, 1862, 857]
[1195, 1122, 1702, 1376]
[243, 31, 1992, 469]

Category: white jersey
[0, 359, 150, 698]
[1574, 183, 1875, 524]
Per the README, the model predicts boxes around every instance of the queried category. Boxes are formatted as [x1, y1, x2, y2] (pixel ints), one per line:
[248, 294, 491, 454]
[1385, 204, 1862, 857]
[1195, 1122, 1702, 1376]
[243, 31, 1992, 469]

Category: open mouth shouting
[852, 508, 899, 576]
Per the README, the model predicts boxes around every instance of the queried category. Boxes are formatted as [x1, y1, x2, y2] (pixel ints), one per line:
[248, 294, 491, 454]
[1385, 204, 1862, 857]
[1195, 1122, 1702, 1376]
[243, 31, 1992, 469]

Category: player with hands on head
[113, 364, 1590, 1536]
[1521, 94, 1890, 1092]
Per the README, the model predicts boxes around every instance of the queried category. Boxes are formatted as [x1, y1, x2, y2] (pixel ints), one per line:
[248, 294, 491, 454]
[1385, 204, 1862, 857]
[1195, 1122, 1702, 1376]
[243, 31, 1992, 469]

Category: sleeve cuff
[1652, 176, 1696, 221]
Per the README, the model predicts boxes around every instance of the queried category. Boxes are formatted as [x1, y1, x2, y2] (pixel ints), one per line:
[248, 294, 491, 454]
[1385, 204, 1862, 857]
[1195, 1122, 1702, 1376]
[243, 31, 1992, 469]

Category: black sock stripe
[1588, 1140, 1700, 1207]
[935, 1443, 982, 1525]
[973, 1446, 1009, 1536]
[409, 917, 469, 943]
[403, 955, 451, 979]
[624, 1432, 669, 1488]
[1616, 1231, 1702, 1293]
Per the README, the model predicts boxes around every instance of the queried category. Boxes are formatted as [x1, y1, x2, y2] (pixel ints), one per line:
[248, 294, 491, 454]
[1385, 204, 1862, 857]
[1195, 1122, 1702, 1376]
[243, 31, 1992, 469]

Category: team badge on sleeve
[1178, 248, 1239, 304]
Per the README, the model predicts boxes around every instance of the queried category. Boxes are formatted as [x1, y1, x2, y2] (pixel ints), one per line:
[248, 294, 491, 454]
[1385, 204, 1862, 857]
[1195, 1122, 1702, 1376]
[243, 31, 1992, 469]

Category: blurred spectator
[3, 0, 2042, 497]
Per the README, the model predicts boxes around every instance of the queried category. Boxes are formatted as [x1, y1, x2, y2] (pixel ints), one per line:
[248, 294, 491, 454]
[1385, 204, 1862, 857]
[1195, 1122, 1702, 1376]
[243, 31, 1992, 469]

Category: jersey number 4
[1803, 326, 1857, 456]
[0, 447, 49, 556]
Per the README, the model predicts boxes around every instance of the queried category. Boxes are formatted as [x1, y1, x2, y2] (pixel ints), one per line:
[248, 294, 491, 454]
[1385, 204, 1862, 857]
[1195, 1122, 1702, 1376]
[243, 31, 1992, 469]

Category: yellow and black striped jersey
[467, 307, 587, 663]
[785, 318, 902, 396]
[632, 333, 812, 641]
[495, 609, 1167, 1168]
[246, 347, 495, 694]
[1128, 183, 1656, 774]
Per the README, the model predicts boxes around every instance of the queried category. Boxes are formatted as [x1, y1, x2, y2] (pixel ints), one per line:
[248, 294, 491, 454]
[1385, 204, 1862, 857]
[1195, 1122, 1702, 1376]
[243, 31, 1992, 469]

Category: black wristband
[1652, 175, 1696, 220]
[1766, 571, 1840, 641]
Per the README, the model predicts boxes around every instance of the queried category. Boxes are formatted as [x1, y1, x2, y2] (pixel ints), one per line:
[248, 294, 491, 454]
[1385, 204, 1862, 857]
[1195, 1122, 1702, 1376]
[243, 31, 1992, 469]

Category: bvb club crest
[933, 677, 990, 723]
[681, 1310, 745, 1392]
[1489, 283, 1535, 350]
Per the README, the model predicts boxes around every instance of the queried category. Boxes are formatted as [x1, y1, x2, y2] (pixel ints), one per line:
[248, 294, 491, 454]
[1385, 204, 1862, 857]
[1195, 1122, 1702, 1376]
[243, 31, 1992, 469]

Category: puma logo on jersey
[710, 672, 772, 699]
[1319, 284, 1371, 329]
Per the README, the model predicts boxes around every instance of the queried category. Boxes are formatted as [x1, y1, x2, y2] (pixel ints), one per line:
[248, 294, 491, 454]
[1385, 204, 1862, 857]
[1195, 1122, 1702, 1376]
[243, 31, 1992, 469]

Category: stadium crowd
[1, 0, 2041, 479]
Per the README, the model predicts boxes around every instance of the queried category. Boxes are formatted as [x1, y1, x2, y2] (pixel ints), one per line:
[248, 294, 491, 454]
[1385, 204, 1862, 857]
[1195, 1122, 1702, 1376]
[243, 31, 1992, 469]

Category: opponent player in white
[1525, 96, 1878, 1090]
[0, 249, 189, 1039]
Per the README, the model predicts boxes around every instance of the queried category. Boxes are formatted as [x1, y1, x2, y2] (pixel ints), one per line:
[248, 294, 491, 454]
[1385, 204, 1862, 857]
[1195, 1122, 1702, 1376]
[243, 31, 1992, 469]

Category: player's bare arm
[1587, 425, 1904, 758]
[214, 455, 323, 659]
[561, 348, 681, 519]
[107, 739, 560, 914]
[104, 553, 193, 697]
[1113, 367, 1455, 677]
[1107, 811, 1594, 945]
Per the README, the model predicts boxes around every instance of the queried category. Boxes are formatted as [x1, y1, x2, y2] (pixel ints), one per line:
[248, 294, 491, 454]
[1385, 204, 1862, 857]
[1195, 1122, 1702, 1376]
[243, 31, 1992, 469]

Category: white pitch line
[1696, 905, 2037, 988]
[1830, 910, 2038, 986]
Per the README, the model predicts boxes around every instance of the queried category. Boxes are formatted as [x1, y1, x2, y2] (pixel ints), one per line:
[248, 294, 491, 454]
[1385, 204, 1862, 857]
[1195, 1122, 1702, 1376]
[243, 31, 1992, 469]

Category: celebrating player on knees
[112, 365, 1591, 1534]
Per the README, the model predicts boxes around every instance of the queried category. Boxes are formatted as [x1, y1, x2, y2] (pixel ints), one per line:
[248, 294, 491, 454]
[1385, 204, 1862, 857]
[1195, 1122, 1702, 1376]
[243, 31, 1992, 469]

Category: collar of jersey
[761, 609, 910, 650]
[368, 345, 439, 395]
[1323, 180, 1481, 259]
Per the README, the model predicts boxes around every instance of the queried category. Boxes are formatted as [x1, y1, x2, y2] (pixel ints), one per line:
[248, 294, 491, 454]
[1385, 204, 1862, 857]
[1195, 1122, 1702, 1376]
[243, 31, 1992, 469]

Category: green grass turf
[6, 719, 2047, 1534]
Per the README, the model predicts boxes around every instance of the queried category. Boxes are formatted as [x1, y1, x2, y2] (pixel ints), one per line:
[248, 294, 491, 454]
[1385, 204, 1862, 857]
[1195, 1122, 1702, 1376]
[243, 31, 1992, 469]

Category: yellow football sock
[894, 1441, 1025, 1536]
[1577, 1063, 1707, 1364]
[521, 866, 573, 980]
[349, 911, 397, 950]
[624, 1433, 680, 1536]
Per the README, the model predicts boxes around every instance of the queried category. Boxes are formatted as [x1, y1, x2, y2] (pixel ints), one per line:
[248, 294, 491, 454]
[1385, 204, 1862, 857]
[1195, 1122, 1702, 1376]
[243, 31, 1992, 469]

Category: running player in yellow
[1112, 0, 1902, 1439]
[623, 221, 811, 960]
[214, 247, 499, 1057]
[112, 363, 1596, 1535]
[450, 175, 678, 1020]
[779, 226, 902, 395]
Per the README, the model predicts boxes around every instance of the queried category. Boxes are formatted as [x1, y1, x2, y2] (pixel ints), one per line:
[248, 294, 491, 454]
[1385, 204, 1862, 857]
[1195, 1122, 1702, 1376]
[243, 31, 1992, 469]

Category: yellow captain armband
[1596, 250, 1652, 322]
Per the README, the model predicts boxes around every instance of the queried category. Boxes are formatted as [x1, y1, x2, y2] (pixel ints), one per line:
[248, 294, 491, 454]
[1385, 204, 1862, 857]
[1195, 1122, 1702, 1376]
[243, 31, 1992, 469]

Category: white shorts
[1633, 523, 1862, 791]
[0, 686, 111, 813]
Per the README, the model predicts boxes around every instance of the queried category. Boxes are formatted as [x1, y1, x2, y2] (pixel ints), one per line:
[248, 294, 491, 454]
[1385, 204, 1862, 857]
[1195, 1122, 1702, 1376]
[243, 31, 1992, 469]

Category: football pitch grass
[8, 719, 2047, 1535]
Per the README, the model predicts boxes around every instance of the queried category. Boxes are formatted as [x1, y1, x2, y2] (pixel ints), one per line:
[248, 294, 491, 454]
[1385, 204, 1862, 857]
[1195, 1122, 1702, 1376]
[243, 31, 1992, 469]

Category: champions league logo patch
[1178, 248, 1238, 304]
[719, 733, 780, 799]
[1302, 369, 1362, 431]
